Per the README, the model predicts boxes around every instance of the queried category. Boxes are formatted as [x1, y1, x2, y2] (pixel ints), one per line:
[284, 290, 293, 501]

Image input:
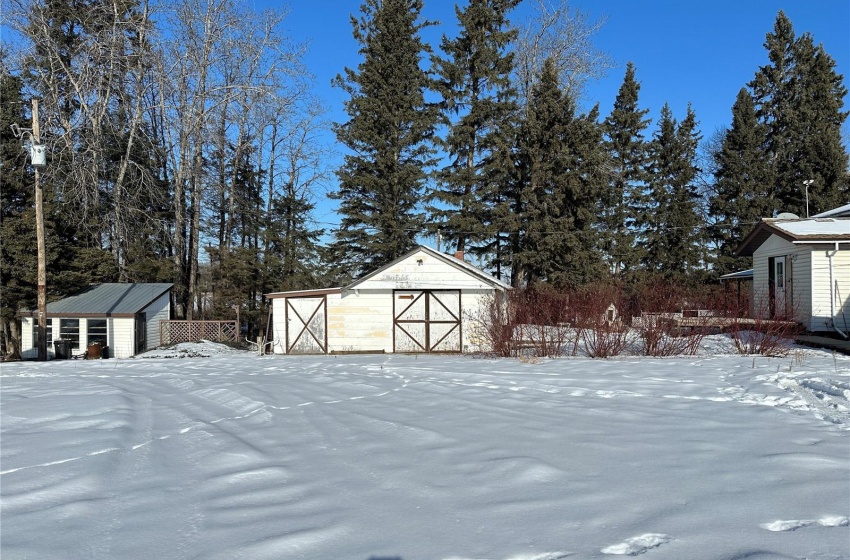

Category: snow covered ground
[1, 337, 848, 560]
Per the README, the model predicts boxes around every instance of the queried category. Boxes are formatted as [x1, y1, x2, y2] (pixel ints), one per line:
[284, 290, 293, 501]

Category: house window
[60, 319, 80, 348]
[87, 319, 107, 346]
[32, 318, 53, 348]
[775, 260, 785, 290]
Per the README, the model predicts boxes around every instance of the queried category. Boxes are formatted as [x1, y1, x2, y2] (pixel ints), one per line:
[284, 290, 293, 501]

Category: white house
[736, 207, 849, 336]
[267, 245, 510, 354]
[20, 283, 172, 359]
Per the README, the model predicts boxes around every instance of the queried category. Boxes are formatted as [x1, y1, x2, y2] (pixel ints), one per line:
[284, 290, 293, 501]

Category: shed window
[60, 319, 80, 348]
[87, 319, 107, 346]
[32, 318, 53, 348]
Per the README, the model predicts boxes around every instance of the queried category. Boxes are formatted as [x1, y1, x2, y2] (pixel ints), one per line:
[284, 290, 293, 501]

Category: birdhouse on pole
[30, 144, 47, 167]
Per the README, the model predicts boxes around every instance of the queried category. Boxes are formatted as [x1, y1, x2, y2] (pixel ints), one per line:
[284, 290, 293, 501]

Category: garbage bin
[87, 342, 102, 359]
[54, 339, 72, 360]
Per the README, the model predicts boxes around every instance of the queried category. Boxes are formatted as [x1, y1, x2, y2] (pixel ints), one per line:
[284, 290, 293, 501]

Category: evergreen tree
[709, 88, 773, 276]
[266, 183, 326, 292]
[641, 103, 702, 280]
[749, 11, 849, 216]
[509, 58, 606, 288]
[428, 0, 519, 256]
[329, 0, 437, 278]
[0, 67, 34, 359]
[601, 62, 650, 277]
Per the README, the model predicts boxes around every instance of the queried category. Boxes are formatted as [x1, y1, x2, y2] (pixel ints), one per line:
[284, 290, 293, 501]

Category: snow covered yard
[1, 339, 848, 560]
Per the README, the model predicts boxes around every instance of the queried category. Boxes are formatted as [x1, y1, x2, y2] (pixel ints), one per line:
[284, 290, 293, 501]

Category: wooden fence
[160, 320, 238, 346]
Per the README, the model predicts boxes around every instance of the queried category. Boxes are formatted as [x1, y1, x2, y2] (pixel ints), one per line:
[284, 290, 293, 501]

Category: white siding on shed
[142, 292, 171, 351]
[110, 317, 135, 358]
[20, 318, 35, 359]
[355, 249, 499, 291]
[329, 291, 393, 353]
[19, 316, 136, 359]
[269, 247, 507, 355]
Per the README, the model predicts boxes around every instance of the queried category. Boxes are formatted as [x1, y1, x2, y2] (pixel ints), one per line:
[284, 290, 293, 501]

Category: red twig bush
[728, 295, 801, 356]
[628, 279, 708, 357]
[572, 285, 631, 358]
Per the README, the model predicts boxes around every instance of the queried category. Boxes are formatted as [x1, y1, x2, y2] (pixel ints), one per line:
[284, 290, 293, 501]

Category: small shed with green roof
[20, 283, 172, 359]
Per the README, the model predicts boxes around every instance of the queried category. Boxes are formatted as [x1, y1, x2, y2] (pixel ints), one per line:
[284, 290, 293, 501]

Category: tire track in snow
[1, 362, 412, 475]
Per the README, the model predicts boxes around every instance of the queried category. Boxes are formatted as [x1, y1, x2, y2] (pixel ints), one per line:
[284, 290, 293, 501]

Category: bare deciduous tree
[514, 0, 613, 107]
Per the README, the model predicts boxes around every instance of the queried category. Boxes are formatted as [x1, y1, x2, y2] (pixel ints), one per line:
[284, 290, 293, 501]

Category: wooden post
[33, 99, 47, 361]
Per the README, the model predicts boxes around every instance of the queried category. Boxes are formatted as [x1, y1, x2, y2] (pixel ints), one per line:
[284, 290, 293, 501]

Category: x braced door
[285, 296, 327, 354]
[393, 290, 461, 353]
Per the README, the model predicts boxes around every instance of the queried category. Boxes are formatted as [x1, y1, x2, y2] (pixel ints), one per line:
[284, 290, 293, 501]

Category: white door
[774, 256, 786, 318]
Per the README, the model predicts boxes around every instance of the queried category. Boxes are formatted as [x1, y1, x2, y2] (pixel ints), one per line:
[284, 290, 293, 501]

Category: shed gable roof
[346, 245, 511, 290]
[266, 246, 510, 299]
[38, 283, 173, 316]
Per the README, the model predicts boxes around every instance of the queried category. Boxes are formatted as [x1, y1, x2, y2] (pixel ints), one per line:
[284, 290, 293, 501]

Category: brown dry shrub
[572, 284, 631, 358]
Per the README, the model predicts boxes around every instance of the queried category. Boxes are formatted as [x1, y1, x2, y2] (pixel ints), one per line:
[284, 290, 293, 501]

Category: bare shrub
[572, 285, 630, 358]
[581, 321, 631, 358]
[469, 287, 580, 358]
[629, 279, 708, 357]
[466, 293, 513, 357]
[511, 288, 574, 358]
[729, 295, 802, 356]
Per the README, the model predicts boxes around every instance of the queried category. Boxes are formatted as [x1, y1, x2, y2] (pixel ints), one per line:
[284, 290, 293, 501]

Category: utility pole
[33, 99, 47, 361]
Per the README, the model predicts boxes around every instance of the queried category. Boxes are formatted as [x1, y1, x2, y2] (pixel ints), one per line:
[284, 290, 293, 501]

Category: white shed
[737, 210, 849, 335]
[267, 245, 510, 354]
[20, 283, 172, 359]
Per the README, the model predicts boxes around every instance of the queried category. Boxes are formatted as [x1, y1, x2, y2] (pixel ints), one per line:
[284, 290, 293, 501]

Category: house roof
[813, 202, 850, 218]
[346, 245, 511, 291]
[719, 269, 753, 281]
[266, 245, 510, 299]
[736, 217, 850, 256]
[24, 283, 173, 317]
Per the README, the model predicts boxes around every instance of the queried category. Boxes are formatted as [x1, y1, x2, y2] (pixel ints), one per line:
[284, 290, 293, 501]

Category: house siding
[791, 250, 813, 330]
[752, 236, 803, 319]
[810, 247, 850, 332]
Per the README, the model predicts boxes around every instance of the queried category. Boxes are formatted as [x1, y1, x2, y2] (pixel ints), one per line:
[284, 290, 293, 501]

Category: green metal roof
[44, 283, 173, 316]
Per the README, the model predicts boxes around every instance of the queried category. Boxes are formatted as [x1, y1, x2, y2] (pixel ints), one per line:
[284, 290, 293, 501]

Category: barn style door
[285, 296, 327, 354]
[393, 290, 461, 353]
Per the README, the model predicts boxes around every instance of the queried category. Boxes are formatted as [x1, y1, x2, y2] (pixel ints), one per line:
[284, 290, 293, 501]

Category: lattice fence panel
[160, 321, 238, 346]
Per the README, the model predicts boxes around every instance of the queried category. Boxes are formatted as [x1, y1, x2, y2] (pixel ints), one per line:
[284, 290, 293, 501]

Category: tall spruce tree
[509, 58, 606, 288]
[749, 11, 849, 216]
[709, 88, 774, 276]
[0, 68, 34, 359]
[428, 0, 519, 256]
[602, 62, 650, 277]
[329, 0, 437, 278]
[641, 103, 702, 280]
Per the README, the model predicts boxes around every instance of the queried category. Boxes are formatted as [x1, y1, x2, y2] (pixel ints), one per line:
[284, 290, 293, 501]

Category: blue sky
[274, 0, 849, 228]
